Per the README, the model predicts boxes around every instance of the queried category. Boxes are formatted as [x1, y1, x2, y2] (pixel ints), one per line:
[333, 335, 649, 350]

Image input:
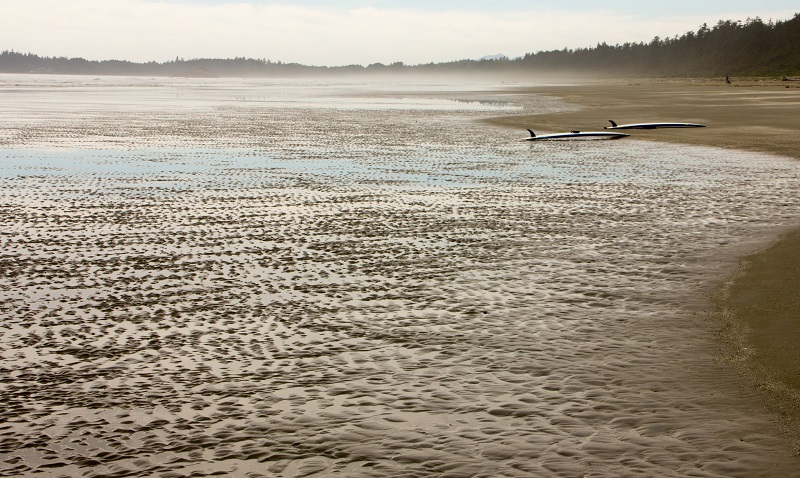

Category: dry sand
[486, 76, 800, 447]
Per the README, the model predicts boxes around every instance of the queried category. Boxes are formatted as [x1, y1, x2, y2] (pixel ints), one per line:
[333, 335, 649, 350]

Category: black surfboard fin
[527, 129, 536, 138]
[608, 120, 618, 127]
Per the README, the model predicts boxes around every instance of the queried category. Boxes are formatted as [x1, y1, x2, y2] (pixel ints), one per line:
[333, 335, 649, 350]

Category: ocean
[1, 75, 799, 477]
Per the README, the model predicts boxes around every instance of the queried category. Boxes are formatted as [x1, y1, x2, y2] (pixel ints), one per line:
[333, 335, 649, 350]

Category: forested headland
[1, 13, 798, 78]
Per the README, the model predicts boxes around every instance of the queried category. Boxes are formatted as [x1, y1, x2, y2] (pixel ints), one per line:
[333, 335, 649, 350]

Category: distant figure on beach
[725, 75, 731, 84]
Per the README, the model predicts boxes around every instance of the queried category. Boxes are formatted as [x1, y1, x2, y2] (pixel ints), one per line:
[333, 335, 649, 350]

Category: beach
[1, 74, 800, 477]
[486, 77, 800, 158]
[487, 76, 800, 451]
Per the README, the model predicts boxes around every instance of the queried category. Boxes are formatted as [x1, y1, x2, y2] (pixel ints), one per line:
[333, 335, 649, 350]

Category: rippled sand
[1, 75, 800, 477]
[488, 77, 800, 454]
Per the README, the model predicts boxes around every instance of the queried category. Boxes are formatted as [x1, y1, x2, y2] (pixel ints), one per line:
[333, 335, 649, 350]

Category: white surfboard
[604, 120, 706, 130]
[524, 129, 629, 141]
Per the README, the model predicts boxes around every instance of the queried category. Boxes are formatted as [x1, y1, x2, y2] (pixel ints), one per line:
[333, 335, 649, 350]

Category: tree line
[514, 14, 800, 76]
[1, 13, 798, 78]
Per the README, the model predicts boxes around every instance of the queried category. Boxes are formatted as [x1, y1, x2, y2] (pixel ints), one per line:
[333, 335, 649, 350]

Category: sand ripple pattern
[1, 76, 799, 477]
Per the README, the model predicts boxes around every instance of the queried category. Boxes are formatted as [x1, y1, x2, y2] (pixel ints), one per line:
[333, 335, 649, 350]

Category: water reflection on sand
[1, 75, 799, 477]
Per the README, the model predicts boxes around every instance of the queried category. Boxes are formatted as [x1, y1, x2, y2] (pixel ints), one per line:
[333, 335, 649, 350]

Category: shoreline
[485, 77, 800, 451]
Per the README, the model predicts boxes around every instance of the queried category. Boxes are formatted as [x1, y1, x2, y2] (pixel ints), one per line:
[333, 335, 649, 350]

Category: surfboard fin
[608, 120, 618, 127]
[527, 129, 536, 138]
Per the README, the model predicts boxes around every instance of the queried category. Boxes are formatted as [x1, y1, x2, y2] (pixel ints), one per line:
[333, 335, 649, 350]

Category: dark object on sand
[524, 129, 629, 141]
[604, 120, 706, 130]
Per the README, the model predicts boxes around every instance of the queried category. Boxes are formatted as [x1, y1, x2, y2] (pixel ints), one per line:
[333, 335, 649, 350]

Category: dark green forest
[2, 13, 798, 77]
[514, 15, 800, 76]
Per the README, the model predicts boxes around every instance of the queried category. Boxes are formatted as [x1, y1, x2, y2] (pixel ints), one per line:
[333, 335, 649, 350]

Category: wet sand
[486, 77, 800, 449]
[485, 77, 800, 158]
[2, 75, 800, 477]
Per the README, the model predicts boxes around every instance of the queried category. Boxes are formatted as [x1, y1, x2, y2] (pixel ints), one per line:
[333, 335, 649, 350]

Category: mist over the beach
[2, 1, 800, 477]
[2, 0, 798, 66]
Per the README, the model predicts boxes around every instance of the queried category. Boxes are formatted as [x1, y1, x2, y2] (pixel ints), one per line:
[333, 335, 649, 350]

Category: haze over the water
[2, 0, 798, 66]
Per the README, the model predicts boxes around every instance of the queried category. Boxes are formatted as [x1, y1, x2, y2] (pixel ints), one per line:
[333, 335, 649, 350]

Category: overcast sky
[3, 0, 797, 66]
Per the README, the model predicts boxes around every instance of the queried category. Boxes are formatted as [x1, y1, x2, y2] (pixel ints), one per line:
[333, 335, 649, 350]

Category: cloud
[1, 0, 795, 66]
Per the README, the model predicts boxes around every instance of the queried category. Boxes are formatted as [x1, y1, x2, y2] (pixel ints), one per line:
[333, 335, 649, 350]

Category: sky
[2, 0, 797, 66]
